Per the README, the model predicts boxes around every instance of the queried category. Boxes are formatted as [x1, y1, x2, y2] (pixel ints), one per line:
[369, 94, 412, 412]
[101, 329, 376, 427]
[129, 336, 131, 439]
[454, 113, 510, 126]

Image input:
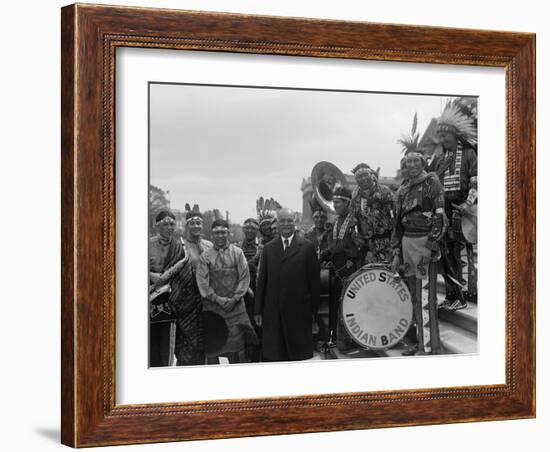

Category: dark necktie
[284, 239, 289, 251]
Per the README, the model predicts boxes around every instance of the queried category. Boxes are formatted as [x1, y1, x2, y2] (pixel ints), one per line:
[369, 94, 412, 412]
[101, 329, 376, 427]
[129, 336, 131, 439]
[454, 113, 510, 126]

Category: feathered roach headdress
[256, 196, 282, 225]
[436, 100, 477, 146]
[397, 112, 421, 155]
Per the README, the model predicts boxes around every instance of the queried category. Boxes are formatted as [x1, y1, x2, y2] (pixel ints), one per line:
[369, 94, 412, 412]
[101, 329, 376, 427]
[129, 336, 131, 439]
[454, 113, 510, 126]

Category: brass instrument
[310, 161, 348, 215]
[310, 162, 350, 348]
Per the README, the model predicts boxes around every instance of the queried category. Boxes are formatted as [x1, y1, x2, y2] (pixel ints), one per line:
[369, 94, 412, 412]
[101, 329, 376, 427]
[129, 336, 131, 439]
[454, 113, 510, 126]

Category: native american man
[149, 210, 205, 366]
[304, 209, 329, 256]
[182, 210, 213, 271]
[431, 101, 478, 310]
[321, 186, 362, 349]
[196, 219, 257, 364]
[238, 217, 263, 361]
[391, 150, 447, 356]
[350, 163, 395, 264]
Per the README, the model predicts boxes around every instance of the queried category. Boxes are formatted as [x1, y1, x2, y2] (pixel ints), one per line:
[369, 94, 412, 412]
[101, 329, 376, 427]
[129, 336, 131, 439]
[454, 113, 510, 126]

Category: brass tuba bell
[311, 161, 348, 215]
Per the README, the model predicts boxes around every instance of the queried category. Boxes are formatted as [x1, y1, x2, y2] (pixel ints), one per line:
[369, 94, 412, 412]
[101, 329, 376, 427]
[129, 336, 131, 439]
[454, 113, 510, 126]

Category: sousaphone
[311, 161, 348, 336]
[311, 161, 348, 215]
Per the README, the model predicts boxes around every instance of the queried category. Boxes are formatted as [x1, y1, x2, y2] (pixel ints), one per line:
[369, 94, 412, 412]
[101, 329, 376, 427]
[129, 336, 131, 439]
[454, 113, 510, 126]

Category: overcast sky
[150, 83, 454, 223]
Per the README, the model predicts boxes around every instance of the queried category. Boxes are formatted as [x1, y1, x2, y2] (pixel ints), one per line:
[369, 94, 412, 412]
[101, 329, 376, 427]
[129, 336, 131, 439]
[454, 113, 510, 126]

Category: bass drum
[202, 310, 229, 356]
[340, 264, 413, 350]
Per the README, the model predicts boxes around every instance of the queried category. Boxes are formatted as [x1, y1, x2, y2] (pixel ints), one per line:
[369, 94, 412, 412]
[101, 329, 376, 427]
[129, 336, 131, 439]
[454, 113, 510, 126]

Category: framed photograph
[61, 3, 535, 447]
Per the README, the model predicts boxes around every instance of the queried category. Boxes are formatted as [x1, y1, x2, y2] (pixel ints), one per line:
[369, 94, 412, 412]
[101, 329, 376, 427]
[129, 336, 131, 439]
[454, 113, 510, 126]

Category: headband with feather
[397, 112, 422, 155]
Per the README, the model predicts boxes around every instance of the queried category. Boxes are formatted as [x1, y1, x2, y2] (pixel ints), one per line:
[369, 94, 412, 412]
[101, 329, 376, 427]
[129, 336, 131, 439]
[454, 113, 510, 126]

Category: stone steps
[438, 319, 478, 354]
[438, 302, 477, 334]
[325, 316, 477, 360]
[436, 247, 477, 302]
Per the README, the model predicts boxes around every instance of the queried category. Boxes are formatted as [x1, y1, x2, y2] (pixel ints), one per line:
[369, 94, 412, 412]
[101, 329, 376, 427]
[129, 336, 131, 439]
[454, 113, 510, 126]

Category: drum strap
[328, 261, 354, 284]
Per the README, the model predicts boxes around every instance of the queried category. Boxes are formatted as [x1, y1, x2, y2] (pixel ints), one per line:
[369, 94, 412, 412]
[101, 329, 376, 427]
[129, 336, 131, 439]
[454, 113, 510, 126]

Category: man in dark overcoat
[254, 208, 321, 362]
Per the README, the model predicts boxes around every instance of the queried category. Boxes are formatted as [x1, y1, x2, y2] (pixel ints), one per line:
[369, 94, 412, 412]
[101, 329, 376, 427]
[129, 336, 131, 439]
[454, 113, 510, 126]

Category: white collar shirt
[281, 233, 295, 250]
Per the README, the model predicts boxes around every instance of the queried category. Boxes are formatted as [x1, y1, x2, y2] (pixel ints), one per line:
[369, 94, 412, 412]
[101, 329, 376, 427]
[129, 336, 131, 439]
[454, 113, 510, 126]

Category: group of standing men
[148, 101, 478, 365]
[149, 206, 320, 365]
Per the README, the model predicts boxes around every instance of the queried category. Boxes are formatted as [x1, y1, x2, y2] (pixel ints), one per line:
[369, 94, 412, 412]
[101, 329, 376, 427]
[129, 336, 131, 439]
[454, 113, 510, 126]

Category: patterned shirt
[392, 171, 445, 244]
[351, 183, 396, 263]
[325, 214, 360, 273]
[432, 144, 478, 201]
[239, 238, 263, 289]
[351, 183, 395, 240]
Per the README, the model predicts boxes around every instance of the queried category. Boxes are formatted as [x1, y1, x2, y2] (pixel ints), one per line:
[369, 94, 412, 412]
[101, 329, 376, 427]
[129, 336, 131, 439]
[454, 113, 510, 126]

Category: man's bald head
[277, 208, 296, 238]
[277, 208, 295, 221]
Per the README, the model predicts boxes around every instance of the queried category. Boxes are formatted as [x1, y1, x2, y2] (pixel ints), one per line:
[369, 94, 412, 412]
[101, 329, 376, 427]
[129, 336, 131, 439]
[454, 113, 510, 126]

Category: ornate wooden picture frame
[61, 3, 535, 447]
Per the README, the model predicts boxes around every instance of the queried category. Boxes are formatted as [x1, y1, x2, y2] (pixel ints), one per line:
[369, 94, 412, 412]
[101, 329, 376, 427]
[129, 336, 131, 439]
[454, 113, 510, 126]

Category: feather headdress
[437, 101, 477, 146]
[184, 203, 203, 220]
[397, 112, 421, 154]
[453, 97, 478, 122]
[256, 196, 282, 224]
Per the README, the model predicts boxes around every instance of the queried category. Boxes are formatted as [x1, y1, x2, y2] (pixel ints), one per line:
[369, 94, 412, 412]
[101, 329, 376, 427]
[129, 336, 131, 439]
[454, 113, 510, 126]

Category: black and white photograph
[148, 83, 478, 367]
[1, 0, 544, 448]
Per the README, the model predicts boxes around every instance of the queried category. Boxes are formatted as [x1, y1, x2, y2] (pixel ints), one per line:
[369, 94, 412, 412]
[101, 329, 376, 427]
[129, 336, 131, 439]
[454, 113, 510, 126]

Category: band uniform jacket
[255, 235, 321, 361]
